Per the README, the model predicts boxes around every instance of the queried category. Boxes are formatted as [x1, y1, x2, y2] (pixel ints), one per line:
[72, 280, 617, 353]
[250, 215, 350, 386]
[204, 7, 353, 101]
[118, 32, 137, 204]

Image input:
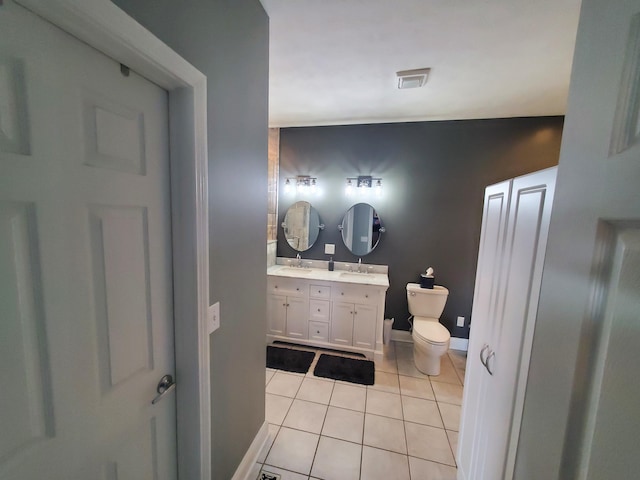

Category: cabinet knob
[296, 287, 299, 291]
[318, 290, 321, 293]
[365, 294, 369, 298]
[274, 285, 278, 289]
[317, 308, 321, 312]
[341, 292, 344, 295]
[355, 311, 358, 314]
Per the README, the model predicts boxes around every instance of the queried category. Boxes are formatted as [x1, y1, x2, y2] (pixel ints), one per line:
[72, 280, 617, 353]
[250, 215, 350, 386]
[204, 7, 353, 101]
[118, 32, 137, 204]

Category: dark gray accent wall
[112, 1, 268, 478]
[278, 117, 563, 338]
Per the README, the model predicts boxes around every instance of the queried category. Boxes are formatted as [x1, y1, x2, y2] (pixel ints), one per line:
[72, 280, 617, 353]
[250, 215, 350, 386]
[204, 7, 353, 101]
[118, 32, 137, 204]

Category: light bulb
[375, 179, 383, 196]
[284, 179, 292, 194]
[345, 179, 353, 196]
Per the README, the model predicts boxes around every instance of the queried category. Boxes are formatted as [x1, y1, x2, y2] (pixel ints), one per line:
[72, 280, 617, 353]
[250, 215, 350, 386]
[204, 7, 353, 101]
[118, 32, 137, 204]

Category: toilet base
[413, 338, 449, 376]
[413, 349, 441, 375]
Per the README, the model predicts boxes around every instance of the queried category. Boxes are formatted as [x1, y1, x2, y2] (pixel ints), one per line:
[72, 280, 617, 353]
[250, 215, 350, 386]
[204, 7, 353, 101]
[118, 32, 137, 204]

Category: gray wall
[112, 1, 269, 478]
[278, 117, 564, 338]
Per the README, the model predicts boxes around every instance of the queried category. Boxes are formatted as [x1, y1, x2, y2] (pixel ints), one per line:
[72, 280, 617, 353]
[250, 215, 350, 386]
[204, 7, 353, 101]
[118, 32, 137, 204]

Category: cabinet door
[268, 294, 287, 335]
[482, 167, 556, 480]
[285, 296, 308, 339]
[352, 303, 377, 349]
[330, 302, 354, 346]
[459, 168, 556, 480]
[458, 179, 511, 480]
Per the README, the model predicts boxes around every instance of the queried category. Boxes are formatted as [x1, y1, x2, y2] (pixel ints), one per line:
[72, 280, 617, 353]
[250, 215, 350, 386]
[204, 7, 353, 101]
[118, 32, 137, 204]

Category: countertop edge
[267, 265, 390, 288]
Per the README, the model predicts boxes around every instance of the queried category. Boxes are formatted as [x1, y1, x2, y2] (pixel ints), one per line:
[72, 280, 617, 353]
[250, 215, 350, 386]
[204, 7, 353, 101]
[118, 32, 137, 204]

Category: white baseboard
[389, 330, 469, 352]
[450, 337, 469, 352]
[232, 421, 268, 480]
[390, 330, 413, 342]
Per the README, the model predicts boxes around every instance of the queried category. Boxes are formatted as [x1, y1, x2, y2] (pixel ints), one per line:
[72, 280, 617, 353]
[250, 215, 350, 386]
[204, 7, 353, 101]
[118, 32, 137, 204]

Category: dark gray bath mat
[266, 345, 315, 374]
[313, 353, 375, 385]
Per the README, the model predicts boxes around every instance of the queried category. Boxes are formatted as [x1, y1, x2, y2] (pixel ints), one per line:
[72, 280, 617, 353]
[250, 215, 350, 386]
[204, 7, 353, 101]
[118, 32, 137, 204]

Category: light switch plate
[456, 316, 465, 327]
[324, 243, 335, 254]
[209, 302, 220, 333]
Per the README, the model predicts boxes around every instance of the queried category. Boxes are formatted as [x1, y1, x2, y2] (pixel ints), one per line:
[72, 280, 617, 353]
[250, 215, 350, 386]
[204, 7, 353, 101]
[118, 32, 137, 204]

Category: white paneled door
[458, 167, 556, 480]
[0, 1, 177, 479]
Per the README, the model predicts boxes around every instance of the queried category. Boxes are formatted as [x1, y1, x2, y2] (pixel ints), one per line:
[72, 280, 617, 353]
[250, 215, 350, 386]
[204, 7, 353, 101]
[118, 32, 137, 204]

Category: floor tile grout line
[397, 365, 412, 479]
[265, 341, 464, 478]
[264, 355, 313, 472]
[307, 349, 330, 479]
[359, 386, 369, 480]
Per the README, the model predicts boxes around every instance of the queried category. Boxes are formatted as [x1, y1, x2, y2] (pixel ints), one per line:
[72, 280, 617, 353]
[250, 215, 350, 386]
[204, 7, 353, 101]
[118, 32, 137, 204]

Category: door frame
[14, 1, 212, 478]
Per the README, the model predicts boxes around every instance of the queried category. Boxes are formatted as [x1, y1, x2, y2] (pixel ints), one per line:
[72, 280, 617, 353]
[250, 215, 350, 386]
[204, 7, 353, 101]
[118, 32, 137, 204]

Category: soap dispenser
[328, 256, 334, 271]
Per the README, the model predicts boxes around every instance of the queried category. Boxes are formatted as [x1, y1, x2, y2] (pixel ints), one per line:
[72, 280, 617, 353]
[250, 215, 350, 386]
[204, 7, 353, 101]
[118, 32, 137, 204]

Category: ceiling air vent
[396, 68, 431, 89]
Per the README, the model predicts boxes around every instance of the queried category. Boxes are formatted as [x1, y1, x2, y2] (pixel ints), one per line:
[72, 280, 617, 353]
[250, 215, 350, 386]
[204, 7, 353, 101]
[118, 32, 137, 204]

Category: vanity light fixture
[284, 175, 319, 195]
[345, 175, 383, 197]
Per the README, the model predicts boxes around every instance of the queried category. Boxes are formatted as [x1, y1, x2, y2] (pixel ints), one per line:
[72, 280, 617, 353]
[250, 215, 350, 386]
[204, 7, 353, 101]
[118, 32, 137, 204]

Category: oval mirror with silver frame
[339, 203, 385, 256]
[281, 201, 325, 252]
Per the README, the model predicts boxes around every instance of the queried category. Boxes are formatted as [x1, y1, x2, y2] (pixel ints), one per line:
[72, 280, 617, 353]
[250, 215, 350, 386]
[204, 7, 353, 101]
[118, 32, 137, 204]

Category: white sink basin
[280, 267, 313, 274]
[339, 271, 370, 279]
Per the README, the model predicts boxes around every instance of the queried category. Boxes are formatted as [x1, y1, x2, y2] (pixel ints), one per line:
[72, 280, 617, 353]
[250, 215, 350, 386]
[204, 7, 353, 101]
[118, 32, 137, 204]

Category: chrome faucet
[296, 253, 302, 267]
[357, 258, 363, 273]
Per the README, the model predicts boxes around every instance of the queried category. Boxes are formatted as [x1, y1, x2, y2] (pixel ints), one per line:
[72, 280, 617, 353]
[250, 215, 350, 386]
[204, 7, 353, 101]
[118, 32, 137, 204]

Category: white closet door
[482, 167, 556, 480]
[459, 168, 556, 480]
[0, 1, 176, 478]
[458, 180, 511, 480]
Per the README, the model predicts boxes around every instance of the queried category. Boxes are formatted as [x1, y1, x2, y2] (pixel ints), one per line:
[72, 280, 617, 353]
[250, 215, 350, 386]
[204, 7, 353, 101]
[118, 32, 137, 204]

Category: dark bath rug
[266, 345, 315, 374]
[313, 353, 375, 385]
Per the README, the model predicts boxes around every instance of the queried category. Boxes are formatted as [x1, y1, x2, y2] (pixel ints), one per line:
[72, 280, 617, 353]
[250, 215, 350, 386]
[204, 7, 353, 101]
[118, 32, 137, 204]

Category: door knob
[152, 374, 176, 405]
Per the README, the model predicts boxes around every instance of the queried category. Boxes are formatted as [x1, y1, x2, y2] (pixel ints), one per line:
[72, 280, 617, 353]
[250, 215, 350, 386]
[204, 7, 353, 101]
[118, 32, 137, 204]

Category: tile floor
[254, 341, 467, 480]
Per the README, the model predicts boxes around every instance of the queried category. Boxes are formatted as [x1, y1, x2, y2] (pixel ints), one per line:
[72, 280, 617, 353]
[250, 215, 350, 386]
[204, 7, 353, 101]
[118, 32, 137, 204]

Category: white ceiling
[260, 0, 582, 127]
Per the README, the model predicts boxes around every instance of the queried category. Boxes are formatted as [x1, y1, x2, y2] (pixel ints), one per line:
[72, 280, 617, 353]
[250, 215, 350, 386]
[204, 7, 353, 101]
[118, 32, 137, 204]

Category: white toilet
[406, 283, 450, 375]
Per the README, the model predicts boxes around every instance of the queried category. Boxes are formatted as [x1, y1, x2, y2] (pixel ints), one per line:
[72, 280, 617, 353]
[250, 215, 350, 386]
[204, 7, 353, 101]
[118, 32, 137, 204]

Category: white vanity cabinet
[329, 302, 355, 346]
[331, 284, 379, 349]
[266, 265, 389, 359]
[308, 284, 331, 342]
[267, 278, 308, 339]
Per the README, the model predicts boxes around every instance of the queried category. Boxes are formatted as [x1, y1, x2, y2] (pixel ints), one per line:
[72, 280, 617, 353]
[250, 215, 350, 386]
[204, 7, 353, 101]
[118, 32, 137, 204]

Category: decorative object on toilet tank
[420, 266, 435, 289]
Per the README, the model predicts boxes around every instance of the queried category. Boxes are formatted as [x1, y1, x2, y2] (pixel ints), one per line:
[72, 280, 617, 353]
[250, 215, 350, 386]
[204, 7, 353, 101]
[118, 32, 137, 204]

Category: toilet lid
[413, 318, 450, 344]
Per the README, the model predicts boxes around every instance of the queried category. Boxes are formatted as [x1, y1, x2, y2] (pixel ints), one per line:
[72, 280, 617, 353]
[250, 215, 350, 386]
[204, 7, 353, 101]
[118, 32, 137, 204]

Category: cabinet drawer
[309, 299, 330, 323]
[309, 284, 331, 299]
[309, 321, 329, 342]
[332, 285, 378, 304]
[268, 277, 305, 296]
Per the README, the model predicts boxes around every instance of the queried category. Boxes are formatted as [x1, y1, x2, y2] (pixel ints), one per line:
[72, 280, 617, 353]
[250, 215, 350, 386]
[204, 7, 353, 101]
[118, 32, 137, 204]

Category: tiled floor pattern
[255, 341, 467, 480]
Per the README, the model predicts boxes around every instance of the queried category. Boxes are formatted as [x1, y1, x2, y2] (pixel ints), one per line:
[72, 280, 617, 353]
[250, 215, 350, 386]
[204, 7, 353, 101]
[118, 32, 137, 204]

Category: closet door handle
[479, 344, 489, 367]
[485, 351, 495, 375]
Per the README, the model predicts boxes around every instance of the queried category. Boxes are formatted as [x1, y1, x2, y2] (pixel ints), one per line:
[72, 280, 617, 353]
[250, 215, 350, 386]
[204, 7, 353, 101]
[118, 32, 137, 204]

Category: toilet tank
[406, 283, 449, 318]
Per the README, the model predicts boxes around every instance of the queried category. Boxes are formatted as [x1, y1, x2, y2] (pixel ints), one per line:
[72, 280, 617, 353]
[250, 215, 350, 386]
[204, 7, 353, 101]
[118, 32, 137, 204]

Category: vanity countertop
[267, 264, 389, 288]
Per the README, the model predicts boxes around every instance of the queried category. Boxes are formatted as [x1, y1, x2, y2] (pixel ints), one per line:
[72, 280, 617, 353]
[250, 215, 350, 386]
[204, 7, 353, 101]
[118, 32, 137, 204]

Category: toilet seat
[413, 317, 450, 345]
